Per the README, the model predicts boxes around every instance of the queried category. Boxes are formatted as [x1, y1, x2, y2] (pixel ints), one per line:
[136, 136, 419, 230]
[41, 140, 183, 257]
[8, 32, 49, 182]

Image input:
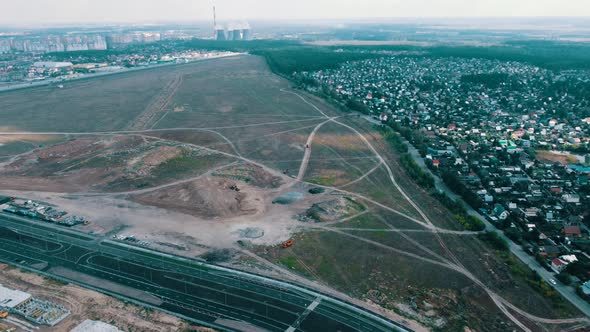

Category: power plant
[213, 6, 251, 41]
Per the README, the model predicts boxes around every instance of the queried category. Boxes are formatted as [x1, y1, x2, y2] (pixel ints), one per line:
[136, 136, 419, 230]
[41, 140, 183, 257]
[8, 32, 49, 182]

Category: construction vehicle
[282, 240, 294, 248]
[0, 310, 9, 319]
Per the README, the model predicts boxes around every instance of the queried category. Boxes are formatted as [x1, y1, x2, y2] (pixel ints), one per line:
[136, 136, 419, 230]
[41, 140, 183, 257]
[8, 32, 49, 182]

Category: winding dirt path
[3, 84, 588, 330]
[295, 119, 333, 181]
[338, 160, 383, 188]
[0, 118, 325, 136]
[283, 89, 589, 330]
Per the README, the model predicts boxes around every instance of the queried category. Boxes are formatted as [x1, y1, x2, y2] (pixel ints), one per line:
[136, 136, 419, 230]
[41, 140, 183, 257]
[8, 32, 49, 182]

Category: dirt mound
[1, 136, 143, 176]
[2, 137, 102, 172]
[272, 192, 304, 205]
[127, 146, 182, 177]
[213, 163, 283, 188]
[303, 196, 365, 222]
[0, 136, 229, 193]
[132, 177, 261, 219]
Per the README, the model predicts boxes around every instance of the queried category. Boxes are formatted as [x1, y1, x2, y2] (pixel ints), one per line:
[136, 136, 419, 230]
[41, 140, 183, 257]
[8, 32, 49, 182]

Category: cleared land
[0, 55, 587, 332]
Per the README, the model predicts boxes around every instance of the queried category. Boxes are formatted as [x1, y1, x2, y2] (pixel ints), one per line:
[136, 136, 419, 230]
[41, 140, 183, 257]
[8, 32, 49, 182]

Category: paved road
[364, 116, 590, 318]
[0, 212, 410, 332]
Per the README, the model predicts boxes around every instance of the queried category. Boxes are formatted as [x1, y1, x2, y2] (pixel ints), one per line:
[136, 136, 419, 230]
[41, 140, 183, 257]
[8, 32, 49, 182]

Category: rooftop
[0, 284, 31, 309]
[70, 319, 122, 332]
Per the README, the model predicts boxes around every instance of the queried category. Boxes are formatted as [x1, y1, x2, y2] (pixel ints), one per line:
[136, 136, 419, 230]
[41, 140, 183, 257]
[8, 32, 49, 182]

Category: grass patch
[455, 214, 486, 232]
[308, 187, 325, 194]
[151, 151, 224, 181]
[152, 155, 198, 176]
[478, 231, 509, 251]
[0, 141, 36, 156]
[43, 276, 69, 287]
[334, 213, 385, 229]
[309, 176, 336, 186]
[212, 173, 252, 183]
[280, 256, 304, 271]
[495, 251, 572, 313]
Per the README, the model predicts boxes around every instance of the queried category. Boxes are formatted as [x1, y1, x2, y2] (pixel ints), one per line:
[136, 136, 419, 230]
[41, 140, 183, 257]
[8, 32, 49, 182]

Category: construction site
[0, 55, 588, 331]
[0, 262, 206, 332]
[0, 284, 70, 328]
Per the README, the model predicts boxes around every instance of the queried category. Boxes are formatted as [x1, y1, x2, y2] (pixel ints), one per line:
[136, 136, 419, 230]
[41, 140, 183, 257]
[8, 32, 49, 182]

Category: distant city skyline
[0, 0, 589, 27]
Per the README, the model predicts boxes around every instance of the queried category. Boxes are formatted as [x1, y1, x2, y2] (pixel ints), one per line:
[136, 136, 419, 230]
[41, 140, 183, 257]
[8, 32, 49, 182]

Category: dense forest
[327, 40, 590, 70]
[251, 48, 382, 76]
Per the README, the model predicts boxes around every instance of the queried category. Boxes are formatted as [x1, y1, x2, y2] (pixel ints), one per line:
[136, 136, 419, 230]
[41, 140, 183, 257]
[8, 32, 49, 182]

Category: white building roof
[70, 320, 122, 332]
[560, 255, 578, 263]
[0, 284, 31, 309]
[33, 61, 73, 68]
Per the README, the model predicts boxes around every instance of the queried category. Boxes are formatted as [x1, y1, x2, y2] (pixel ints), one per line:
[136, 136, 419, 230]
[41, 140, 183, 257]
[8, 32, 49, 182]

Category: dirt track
[0, 56, 586, 331]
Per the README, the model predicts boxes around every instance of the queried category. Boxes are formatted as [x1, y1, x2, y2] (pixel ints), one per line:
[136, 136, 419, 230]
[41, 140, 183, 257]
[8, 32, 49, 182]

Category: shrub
[478, 231, 509, 251]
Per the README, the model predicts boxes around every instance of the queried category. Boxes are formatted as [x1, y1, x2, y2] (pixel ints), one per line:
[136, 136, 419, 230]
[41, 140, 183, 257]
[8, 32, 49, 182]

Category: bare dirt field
[536, 150, 581, 165]
[0, 55, 587, 332]
[0, 135, 233, 193]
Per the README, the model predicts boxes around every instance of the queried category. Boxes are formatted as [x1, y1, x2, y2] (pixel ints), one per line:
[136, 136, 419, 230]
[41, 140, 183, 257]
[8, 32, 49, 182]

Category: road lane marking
[286, 296, 322, 332]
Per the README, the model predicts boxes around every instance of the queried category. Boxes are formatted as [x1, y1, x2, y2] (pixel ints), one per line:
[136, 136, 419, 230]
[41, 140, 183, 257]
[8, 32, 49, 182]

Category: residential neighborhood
[298, 55, 590, 300]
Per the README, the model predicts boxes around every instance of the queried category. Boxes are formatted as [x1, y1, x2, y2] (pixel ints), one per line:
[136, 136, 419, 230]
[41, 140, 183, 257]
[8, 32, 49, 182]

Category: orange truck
[0, 310, 9, 319]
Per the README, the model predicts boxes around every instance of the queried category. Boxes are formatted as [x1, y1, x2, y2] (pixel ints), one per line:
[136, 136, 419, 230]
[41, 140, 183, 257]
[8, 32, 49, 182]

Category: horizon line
[2, 16, 590, 29]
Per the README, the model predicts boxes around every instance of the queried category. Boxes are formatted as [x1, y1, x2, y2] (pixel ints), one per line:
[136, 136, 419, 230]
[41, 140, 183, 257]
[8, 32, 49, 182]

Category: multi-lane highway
[0, 212, 410, 332]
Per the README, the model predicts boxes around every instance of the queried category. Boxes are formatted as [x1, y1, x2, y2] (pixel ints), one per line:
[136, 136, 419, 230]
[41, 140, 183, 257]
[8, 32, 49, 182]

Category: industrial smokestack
[213, 6, 217, 38]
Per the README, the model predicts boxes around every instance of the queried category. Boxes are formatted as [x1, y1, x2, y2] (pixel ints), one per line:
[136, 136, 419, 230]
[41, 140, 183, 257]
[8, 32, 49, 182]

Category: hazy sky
[1, 0, 588, 26]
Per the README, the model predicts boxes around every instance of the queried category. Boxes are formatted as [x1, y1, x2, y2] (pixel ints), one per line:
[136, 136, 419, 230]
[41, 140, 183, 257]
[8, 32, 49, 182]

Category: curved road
[0, 213, 411, 332]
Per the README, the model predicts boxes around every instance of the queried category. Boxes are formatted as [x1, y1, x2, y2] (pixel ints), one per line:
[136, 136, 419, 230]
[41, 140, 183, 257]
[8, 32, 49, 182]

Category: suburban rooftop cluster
[0, 48, 237, 89]
[299, 55, 590, 296]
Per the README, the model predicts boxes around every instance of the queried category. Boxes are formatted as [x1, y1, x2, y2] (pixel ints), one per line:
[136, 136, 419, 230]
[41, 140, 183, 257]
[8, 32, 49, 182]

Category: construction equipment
[282, 240, 294, 248]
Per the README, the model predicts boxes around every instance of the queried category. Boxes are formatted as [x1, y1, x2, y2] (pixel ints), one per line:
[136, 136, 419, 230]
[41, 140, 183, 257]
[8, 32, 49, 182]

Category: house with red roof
[551, 258, 568, 273]
[562, 226, 581, 238]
